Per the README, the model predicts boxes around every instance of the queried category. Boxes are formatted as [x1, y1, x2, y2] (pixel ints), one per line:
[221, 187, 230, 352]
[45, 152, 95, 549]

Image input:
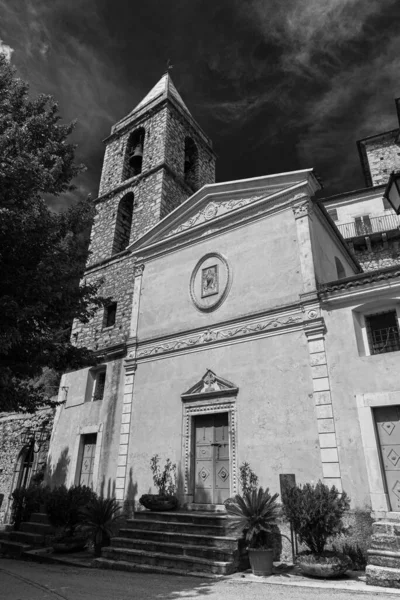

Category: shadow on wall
[45, 447, 70, 487]
[124, 468, 137, 518]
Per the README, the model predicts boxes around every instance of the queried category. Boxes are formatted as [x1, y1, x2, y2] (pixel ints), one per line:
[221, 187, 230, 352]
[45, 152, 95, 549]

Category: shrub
[78, 497, 122, 557]
[239, 462, 258, 495]
[45, 485, 97, 535]
[11, 484, 49, 530]
[331, 542, 367, 570]
[150, 455, 177, 496]
[281, 480, 350, 555]
[225, 487, 280, 549]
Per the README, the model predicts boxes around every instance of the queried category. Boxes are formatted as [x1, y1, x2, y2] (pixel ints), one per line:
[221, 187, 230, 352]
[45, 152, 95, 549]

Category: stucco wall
[309, 212, 357, 283]
[323, 300, 400, 509]
[47, 359, 124, 495]
[128, 331, 323, 504]
[138, 209, 304, 341]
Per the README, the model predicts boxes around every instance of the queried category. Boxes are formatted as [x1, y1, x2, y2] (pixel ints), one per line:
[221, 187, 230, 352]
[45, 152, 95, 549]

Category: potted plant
[139, 454, 179, 511]
[282, 480, 352, 578]
[78, 496, 122, 557]
[45, 485, 97, 553]
[225, 487, 280, 576]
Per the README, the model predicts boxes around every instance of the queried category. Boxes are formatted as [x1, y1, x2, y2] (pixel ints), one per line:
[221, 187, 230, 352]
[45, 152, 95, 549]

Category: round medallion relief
[190, 252, 232, 312]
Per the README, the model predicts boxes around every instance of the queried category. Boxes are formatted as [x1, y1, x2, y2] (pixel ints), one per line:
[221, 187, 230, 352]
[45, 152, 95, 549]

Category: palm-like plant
[225, 487, 280, 549]
[79, 497, 122, 557]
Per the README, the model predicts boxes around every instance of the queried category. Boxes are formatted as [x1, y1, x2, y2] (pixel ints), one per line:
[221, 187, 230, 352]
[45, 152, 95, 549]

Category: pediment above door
[181, 369, 238, 401]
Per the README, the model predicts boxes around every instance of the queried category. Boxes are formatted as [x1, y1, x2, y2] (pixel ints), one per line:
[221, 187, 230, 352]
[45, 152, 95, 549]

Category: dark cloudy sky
[2, 0, 400, 210]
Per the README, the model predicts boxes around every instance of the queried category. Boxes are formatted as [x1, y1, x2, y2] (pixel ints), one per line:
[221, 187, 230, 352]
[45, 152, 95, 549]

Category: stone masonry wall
[165, 105, 215, 191]
[72, 254, 136, 350]
[98, 109, 167, 197]
[0, 411, 53, 523]
[364, 131, 400, 187]
[88, 173, 164, 266]
[354, 240, 400, 271]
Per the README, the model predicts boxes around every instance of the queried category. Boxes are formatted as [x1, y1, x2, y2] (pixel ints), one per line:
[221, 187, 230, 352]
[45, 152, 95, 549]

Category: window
[112, 193, 135, 255]
[123, 128, 145, 180]
[366, 311, 400, 355]
[92, 370, 106, 401]
[104, 303, 117, 328]
[184, 137, 198, 189]
[78, 434, 97, 487]
[327, 208, 338, 221]
[334, 257, 346, 280]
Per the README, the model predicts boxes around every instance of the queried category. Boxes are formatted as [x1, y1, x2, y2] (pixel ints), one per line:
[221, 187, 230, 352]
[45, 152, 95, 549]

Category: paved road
[2, 559, 400, 600]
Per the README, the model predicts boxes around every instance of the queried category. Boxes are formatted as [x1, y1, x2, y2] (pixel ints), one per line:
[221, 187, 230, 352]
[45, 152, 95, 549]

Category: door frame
[357, 391, 400, 517]
[182, 398, 238, 505]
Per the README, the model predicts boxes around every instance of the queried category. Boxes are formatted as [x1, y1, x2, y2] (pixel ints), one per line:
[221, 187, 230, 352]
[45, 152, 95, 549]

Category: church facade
[47, 76, 400, 532]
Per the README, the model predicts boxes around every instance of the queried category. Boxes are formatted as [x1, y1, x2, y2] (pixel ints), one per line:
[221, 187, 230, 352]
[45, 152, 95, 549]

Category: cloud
[0, 39, 13, 61]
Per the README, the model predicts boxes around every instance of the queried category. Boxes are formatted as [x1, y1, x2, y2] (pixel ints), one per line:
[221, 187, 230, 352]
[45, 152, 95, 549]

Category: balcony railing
[337, 213, 400, 239]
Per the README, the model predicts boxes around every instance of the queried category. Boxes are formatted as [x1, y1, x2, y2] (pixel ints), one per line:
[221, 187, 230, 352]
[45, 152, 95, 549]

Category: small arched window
[335, 256, 346, 280]
[124, 128, 145, 180]
[112, 192, 135, 255]
[184, 137, 198, 189]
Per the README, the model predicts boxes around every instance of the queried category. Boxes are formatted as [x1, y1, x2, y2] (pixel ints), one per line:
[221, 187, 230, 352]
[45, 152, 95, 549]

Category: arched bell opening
[112, 192, 135, 255]
[184, 137, 198, 189]
[124, 128, 145, 180]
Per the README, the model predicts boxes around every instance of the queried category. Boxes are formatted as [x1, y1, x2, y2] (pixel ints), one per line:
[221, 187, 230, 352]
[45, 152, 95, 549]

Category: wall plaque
[190, 253, 231, 312]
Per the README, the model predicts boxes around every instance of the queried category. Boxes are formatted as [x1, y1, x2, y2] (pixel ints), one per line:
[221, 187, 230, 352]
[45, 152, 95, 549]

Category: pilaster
[292, 196, 317, 294]
[304, 317, 343, 492]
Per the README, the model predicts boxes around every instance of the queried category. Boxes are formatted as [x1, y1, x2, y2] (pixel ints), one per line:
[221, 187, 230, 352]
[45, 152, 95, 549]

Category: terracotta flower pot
[248, 548, 274, 576]
[296, 552, 351, 578]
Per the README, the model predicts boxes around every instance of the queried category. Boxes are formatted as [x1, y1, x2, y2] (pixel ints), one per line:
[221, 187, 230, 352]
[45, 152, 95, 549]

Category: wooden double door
[194, 413, 230, 504]
[375, 405, 400, 511]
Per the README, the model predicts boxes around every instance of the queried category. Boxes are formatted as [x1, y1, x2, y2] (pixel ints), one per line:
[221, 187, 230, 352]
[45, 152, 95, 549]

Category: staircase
[0, 513, 54, 557]
[95, 511, 248, 576]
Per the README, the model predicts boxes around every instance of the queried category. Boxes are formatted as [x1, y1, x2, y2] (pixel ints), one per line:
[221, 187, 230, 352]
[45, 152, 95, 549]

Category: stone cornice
[94, 161, 194, 205]
[133, 302, 322, 362]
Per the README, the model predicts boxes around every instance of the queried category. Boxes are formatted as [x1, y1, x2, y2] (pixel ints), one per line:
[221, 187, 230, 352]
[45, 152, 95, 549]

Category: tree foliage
[0, 54, 104, 412]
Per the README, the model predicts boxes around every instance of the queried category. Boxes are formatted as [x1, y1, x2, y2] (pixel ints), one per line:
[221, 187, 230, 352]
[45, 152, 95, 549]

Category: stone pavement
[2, 558, 400, 600]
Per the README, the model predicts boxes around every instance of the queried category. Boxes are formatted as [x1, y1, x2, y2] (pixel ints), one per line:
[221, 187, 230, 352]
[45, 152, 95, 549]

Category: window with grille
[78, 434, 97, 487]
[365, 311, 400, 355]
[92, 370, 106, 401]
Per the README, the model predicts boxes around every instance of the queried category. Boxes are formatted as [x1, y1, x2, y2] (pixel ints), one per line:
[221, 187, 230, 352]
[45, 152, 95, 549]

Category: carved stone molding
[292, 197, 312, 219]
[183, 400, 238, 496]
[137, 311, 304, 360]
[133, 263, 145, 277]
[167, 195, 267, 238]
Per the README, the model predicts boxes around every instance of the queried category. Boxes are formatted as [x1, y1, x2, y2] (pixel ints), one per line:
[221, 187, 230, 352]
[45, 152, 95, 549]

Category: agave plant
[79, 496, 122, 556]
[225, 487, 280, 549]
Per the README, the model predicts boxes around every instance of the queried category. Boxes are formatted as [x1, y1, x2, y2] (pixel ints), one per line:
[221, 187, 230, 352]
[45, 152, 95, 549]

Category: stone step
[29, 512, 50, 525]
[20, 521, 54, 535]
[118, 527, 238, 549]
[133, 511, 229, 525]
[111, 537, 237, 562]
[9, 531, 45, 545]
[370, 534, 400, 552]
[93, 557, 222, 578]
[0, 540, 32, 557]
[125, 519, 226, 536]
[101, 546, 235, 575]
[186, 504, 226, 513]
[366, 564, 400, 588]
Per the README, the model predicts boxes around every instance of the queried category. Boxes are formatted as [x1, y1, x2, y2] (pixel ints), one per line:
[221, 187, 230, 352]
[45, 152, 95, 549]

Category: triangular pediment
[181, 369, 238, 400]
[128, 169, 319, 257]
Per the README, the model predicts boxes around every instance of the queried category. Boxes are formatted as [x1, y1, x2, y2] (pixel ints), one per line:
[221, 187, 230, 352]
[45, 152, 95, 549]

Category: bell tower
[71, 74, 216, 352]
[88, 73, 216, 267]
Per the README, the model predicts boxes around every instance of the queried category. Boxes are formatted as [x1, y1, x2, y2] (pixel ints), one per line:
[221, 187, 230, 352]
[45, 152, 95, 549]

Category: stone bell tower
[88, 72, 216, 267]
[72, 73, 216, 353]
